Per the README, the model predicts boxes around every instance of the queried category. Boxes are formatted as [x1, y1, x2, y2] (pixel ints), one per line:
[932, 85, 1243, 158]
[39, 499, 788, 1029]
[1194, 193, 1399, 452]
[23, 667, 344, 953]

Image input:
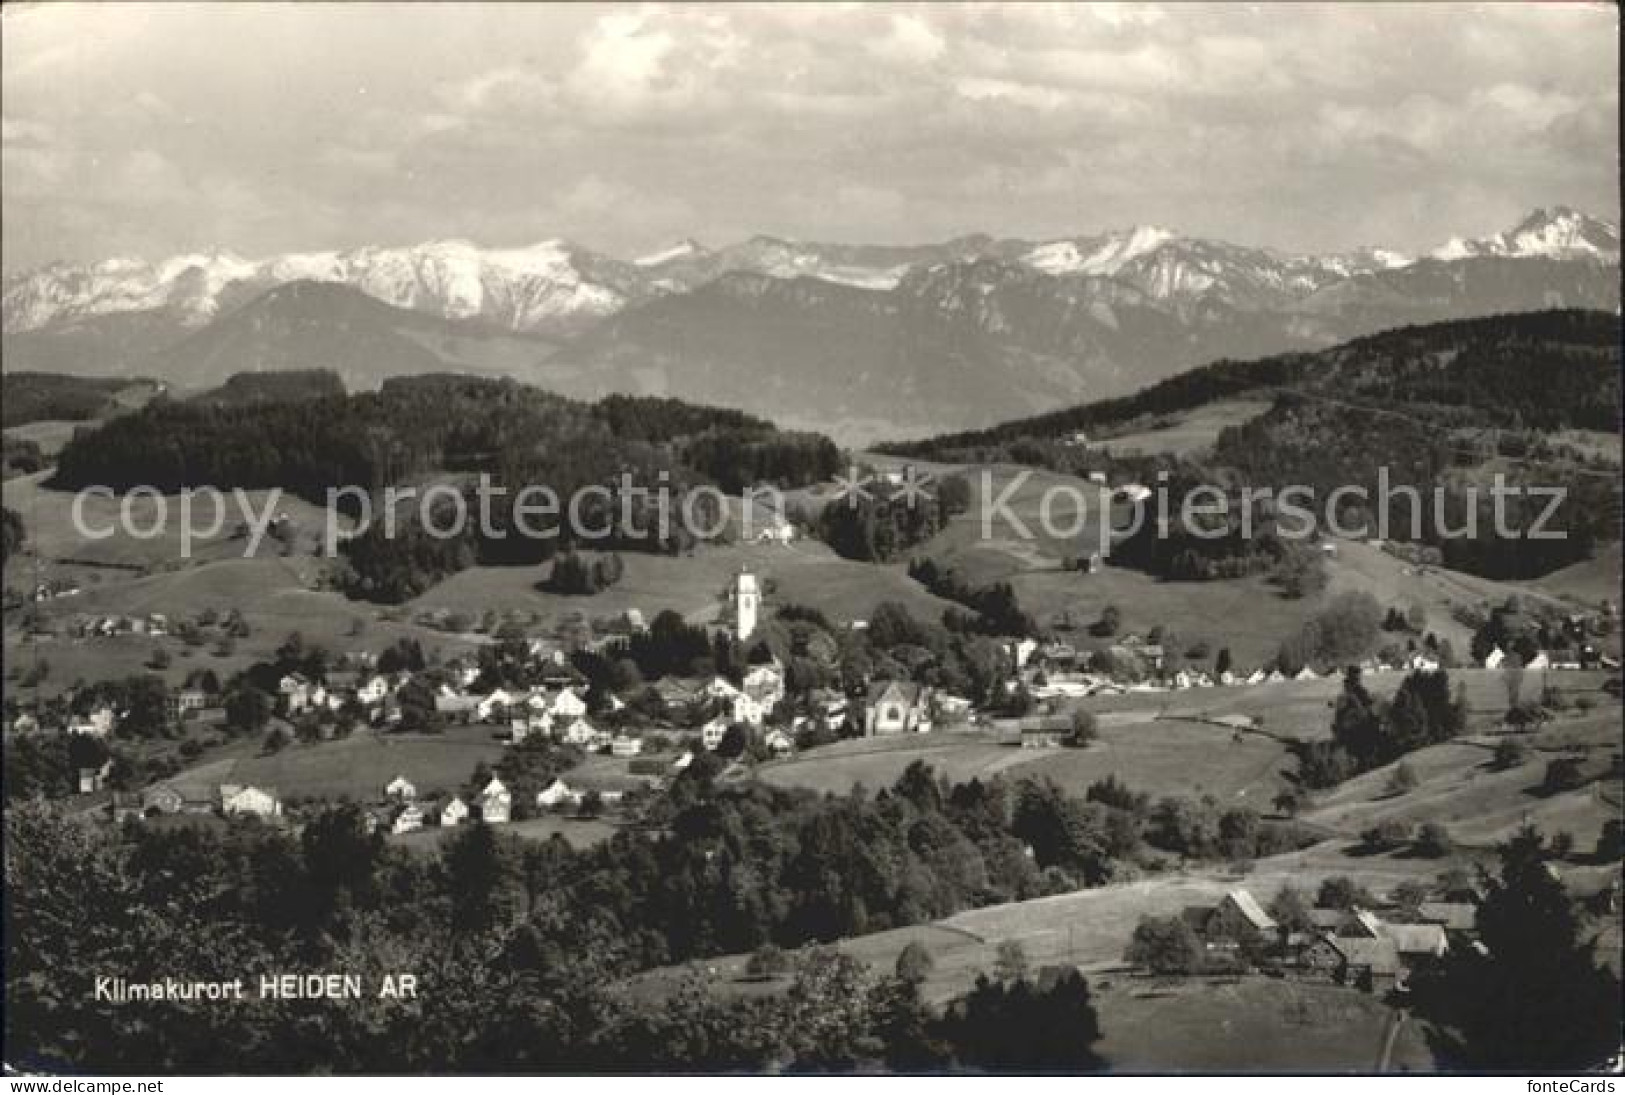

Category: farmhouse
[1019, 717, 1070, 749]
[390, 803, 425, 835]
[142, 782, 213, 815]
[170, 688, 208, 718]
[220, 784, 282, 818]
[68, 705, 116, 737]
[1202, 890, 1278, 948]
[1303, 935, 1402, 991]
[439, 797, 470, 827]
[864, 681, 932, 735]
[610, 735, 643, 758]
[279, 674, 313, 714]
[537, 779, 578, 809]
[385, 775, 416, 800]
[476, 689, 518, 722]
[547, 688, 589, 722]
[743, 660, 786, 705]
[560, 718, 598, 746]
[78, 759, 113, 795]
[477, 777, 512, 824]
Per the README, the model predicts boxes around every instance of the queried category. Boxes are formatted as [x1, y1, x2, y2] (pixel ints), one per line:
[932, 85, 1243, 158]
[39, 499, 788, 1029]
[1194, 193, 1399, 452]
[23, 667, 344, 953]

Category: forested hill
[51, 373, 841, 501]
[882, 309, 1620, 457]
[0, 372, 162, 428]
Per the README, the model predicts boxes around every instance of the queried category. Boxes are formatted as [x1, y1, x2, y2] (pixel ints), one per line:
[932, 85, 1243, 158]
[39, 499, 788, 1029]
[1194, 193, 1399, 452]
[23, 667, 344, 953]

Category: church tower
[735, 570, 760, 642]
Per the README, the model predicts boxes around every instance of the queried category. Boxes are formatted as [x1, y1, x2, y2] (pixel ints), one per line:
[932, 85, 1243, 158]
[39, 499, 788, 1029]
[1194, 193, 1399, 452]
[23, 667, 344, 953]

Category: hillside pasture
[757, 720, 1294, 803]
[1092, 399, 1273, 458]
[7, 555, 486, 700]
[165, 724, 506, 804]
[408, 538, 959, 626]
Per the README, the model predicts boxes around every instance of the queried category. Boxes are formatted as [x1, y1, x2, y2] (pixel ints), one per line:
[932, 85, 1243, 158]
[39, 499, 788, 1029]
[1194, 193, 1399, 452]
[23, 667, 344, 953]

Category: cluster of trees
[542, 551, 626, 595]
[678, 426, 843, 495]
[1298, 667, 1465, 788]
[907, 559, 1037, 636]
[1414, 826, 1622, 1069]
[1274, 591, 1384, 673]
[818, 482, 949, 563]
[3, 436, 45, 478]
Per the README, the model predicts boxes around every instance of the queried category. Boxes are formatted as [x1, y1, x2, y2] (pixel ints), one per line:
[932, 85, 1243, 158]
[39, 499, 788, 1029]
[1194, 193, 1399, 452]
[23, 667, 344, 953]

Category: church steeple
[734, 569, 760, 641]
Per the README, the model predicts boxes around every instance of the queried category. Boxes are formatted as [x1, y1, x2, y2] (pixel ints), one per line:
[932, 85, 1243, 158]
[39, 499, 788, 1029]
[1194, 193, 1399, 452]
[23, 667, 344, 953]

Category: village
[8, 555, 1617, 845]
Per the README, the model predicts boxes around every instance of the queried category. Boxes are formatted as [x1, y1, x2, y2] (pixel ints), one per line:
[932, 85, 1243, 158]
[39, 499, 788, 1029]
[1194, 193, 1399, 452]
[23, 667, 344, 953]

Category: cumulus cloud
[0, 2, 1616, 268]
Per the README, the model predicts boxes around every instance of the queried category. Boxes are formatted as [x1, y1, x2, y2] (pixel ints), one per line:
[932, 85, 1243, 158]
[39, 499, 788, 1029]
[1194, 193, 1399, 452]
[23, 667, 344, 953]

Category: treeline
[1211, 396, 1614, 579]
[186, 369, 346, 407]
[907, 558, 1037, 636]
[50, 374, 842, 603]
[680, 426, 843, 494]
[883, 310, 1621, 459]
[818, 483, 949, 562]
[882, 311, 1620, 583]
[54, 375, 839, 502]
[1, 372, 149, 427]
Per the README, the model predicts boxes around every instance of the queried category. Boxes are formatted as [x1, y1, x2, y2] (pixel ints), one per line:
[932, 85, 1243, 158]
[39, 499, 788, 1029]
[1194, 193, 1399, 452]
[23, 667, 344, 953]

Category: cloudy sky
[2, 2, 1617, 269]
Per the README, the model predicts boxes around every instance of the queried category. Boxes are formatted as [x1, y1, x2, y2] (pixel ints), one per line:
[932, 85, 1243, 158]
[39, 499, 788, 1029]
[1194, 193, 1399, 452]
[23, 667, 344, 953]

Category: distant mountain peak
[5, 207, 1617, 340]
[1431, 206, 1619, 263]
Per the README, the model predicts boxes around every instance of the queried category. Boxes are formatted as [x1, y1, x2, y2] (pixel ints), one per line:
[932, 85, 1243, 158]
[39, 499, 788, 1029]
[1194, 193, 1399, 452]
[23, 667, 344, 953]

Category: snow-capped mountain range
[6, 207, 1615, 339]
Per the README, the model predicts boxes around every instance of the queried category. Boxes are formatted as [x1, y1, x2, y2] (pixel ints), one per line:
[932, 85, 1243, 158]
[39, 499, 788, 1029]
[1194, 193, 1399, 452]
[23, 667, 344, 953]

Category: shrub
[745, 944, 790, 980]
[895, 941, 936, 986]
[1360, 819, 1413, 851]
[1415, 821, 1454, 858]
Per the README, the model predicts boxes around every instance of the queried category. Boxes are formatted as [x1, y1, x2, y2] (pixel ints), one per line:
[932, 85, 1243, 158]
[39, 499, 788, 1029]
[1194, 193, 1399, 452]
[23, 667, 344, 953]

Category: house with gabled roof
[864, 681, 932, 735]
[220, 784, 282, 818]
[476, 777, 511, 824]
[439, 796, 470, 827]
[390, 802, 425, 835]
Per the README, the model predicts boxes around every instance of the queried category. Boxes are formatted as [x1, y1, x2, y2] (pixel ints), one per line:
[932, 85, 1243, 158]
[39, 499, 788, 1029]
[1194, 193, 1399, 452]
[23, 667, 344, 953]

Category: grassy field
[1093, 399, 1273, 459]
[408, 537, 958, 626]
[758, 721, 1293, 803]
[1063, 667, 1613, 741]
[1091, 976, 1432, 1072]
[1299, 705, 1622, 851]
[162, 723, 507, 804]
[5, 554, 487, 701]
[757, 667, 1617, 802]
[2, 471, 340, 570]
[4, 420, 87, 458]
[1524, 542, 1623, 609]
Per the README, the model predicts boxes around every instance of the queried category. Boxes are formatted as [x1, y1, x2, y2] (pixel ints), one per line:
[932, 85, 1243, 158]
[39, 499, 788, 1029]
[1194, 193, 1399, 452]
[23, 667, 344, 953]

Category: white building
[440, 797, 470, 827]
[536, 778, 577, 809]
[220, 784, 282, 818]
[385, 775, 416, 800]
[67, 704, 116, 737]
[734, 570, 761, 641]
[477, 778, 512, 824]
